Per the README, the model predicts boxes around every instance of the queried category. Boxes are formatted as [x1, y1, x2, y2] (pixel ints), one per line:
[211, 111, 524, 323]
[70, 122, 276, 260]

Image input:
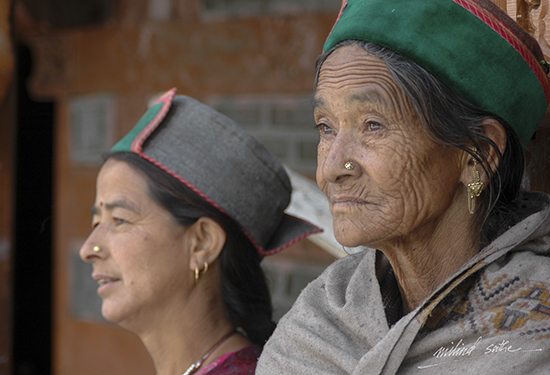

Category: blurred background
[1, 0, 550, 374]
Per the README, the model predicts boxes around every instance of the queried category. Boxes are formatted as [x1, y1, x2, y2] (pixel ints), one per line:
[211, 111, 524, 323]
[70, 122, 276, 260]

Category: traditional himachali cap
[111, 88, 321, 256]
[323, 0, 550, 148]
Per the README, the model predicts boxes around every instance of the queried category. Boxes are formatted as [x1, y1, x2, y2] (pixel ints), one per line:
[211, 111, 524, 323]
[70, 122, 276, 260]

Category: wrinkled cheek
[316, 158, 328, 193]
[317, 176, 328, 195]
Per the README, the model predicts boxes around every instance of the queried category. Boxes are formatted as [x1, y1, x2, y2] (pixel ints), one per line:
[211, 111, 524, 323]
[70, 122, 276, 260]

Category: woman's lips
[96, 278, 118, 286]
[92, 274, 121, 294]
[329, 195, 370, 213]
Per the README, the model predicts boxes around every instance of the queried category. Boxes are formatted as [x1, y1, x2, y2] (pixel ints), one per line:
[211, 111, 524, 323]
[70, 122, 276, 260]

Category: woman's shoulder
[292, 249, 376, 310]
[321, 248, 375, 284]
[199, 345, 261, 375]
[256, 249, 390, 375]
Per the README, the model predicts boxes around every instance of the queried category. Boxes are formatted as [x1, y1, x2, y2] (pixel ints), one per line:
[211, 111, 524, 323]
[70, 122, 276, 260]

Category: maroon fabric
[201, 346, 261, 375]
[475, 0, 546, 65]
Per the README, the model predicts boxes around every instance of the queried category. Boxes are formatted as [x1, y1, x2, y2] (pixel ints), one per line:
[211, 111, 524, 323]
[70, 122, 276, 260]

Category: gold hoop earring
[195, 262, 209, 283]
[467, 150, 484, 214]
[93, 246, 101, 253]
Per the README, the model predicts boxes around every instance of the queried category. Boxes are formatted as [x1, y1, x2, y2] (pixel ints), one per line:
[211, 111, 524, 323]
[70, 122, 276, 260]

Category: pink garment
[196, 345, 261, 375]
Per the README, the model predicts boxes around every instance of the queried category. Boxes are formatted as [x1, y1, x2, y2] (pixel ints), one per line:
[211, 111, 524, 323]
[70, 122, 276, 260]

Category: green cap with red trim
[323, 0, 550, 148]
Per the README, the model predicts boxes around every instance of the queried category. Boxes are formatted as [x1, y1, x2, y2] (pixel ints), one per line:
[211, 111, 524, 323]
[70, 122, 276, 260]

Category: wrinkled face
[80, 159, 189, 328]
[314, 44, 463, 249]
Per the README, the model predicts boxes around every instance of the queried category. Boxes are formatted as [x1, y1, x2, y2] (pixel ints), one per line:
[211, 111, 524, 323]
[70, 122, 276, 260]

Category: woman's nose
[80, 234, 105, 262]
[319, 134, 360, 184]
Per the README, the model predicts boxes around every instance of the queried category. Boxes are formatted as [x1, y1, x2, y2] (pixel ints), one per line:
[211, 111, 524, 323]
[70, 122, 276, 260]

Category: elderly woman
[79, 89, 320, 375]
[257, 0, 550, 373]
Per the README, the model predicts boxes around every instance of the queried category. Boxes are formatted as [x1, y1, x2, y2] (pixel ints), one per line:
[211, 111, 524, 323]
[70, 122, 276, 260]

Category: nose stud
[344, 161, 355, 170]
[93, 246, 102, 253]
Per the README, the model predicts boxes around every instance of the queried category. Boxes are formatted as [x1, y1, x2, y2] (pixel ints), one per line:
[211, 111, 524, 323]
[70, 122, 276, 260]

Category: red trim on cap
[140, 152, 322, 256]
[260, 220, 323, 256]
[131, 88, 177, 153]
[323, 0, 348, 53]
[453, 0, 550, 102]
[137, 152, 272, 255]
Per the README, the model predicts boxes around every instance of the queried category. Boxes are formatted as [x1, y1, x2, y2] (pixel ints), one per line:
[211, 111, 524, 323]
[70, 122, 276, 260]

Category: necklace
[181, 330, 236, 375]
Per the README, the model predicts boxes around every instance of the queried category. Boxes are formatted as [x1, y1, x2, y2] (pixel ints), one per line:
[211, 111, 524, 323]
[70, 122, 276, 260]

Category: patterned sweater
[257, 192, 550, 375]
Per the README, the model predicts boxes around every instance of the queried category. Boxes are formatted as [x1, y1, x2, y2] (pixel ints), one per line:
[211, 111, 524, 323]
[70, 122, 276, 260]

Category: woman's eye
[114, 218, 127, 226]
[92, 221, 99, 229]
[366, 121, 383, 132]
[317, 123, 334, 136]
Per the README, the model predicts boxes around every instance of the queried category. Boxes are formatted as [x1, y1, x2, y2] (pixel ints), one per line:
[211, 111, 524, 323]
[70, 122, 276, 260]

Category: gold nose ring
[93, 246, 102, 253]
[344, 161, 355, 170]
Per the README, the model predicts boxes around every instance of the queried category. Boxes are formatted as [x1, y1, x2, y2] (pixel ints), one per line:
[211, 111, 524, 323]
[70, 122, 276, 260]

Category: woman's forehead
[318, 45, 387, 81]
[314, 45, 414, 118]
[96, 160, 149, 203]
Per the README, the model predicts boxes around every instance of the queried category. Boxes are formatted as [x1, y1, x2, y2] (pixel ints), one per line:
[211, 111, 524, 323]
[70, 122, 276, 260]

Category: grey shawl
[257, 192, 550, 374]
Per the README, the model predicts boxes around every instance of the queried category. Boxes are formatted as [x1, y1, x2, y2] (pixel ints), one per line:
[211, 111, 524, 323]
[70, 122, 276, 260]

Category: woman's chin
[101, 304, 148, 334]
[101, 303, 127, 325]
[333, 225, 373, 248]
[334, 233, 367, 249]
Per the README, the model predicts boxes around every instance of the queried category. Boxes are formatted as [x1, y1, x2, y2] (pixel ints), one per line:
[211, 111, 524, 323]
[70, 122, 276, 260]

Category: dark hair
[315, 40, 526, 245]
[109, 152, 276, 346]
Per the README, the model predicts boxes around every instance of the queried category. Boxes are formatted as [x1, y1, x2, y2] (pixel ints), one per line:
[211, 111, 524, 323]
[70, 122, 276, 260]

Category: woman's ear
[186, 217, 227, 273]
[459, 118, 507, 188]
[479, 118, 507, 178]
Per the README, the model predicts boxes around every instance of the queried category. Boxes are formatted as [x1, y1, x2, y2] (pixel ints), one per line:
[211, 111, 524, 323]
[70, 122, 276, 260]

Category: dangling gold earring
[467, 148, 484, 214]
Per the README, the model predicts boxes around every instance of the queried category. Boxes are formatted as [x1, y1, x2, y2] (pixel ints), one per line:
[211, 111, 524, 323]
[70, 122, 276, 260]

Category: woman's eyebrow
[311, 95, 325, 111]
[91, 200, 139, 216]
[347, 91, 384, 105]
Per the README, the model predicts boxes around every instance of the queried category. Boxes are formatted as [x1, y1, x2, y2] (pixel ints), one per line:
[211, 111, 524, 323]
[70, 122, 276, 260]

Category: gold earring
[93, 246, 101, 253]
[467, 151, 484, 214]
[195, 262, 209, 283]
[344, 161, 354, 170]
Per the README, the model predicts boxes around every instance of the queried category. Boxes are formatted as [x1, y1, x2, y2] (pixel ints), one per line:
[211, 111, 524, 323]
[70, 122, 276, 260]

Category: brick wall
[208, 94, 319, 174]
[16, 0, 341, 373]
